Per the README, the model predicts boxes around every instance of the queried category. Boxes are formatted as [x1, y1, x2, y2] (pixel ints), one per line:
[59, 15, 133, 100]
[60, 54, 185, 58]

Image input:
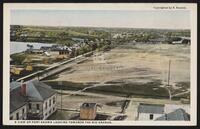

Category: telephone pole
[167, 60, 171, 86]
[58, 81, 63, 112]
[167, 60, 171, 100]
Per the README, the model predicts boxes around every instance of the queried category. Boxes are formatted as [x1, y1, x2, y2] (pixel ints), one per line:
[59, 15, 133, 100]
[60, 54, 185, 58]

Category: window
[49, 99, 51, 107]
[22, 108, 25, 114]
[45, 113, 47, 116]
[53, 97, 55, 104]
[53, 107, 55, 111]
[10, 116, 13, 120]
[49, 110, 51, 114]
[29, 103, 32, 109]
[36, 104, 40, 110]
[45, 102, 47, 109]
[16, 112, 19, 120]
[150, 114, 154, 120]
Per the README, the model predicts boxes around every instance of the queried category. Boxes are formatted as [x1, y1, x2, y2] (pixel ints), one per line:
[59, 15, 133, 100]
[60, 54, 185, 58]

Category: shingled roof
[10, 80, 56, 113]
[156, 108, 190, 121]
[10, 86, 28, 113]
[138, 103, 165, 114]
[10, 81, 21, 91]
[26, 80, 56, 102]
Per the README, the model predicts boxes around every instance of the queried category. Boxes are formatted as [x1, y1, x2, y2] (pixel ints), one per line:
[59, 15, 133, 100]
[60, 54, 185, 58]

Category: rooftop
[10, 80, 56, 113]
[27, 80, 56, 101]
[156, 108, 190, 121]
[138, 103, 165, 114]
[10, 86, 28, 113]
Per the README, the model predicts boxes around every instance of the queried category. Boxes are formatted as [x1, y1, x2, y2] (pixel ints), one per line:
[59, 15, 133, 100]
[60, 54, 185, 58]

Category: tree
[11, 54, 26, 65]
[58, 32, 69, 40]
[40, 31, 46, 37]
[101, 45, 111, 52]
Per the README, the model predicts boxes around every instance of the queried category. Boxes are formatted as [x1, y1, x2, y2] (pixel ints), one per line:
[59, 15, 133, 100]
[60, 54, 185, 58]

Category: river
[10, 41, 56, 55]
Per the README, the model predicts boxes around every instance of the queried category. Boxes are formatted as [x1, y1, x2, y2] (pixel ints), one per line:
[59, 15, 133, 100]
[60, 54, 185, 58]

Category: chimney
[20, 83, 26, 96]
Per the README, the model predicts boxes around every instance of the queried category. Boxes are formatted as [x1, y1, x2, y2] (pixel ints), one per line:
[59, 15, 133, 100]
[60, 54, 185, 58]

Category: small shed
[80, 103, 97, 120]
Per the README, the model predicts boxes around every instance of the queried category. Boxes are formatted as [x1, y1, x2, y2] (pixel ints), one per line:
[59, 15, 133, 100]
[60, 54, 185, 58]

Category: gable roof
[10, 80, 56, 113]
[10, 86, 28, 113]
[27, 80, 56, 102]
[138, 103, 165, 114]
[156, 108, 190, 121]
[10, 81, 21, 91]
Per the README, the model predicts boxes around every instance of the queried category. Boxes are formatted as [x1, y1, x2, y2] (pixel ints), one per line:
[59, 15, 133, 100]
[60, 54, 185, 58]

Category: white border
[3, 3, 197, 126]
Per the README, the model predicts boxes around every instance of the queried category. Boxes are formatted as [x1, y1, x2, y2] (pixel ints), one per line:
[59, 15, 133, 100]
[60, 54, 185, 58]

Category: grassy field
[44, 43, 190, 99]
[45, 80, 170, 98]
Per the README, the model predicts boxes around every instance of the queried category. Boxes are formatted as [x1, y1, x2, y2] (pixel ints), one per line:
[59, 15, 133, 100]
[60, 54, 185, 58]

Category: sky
[11, 10, 190, 29]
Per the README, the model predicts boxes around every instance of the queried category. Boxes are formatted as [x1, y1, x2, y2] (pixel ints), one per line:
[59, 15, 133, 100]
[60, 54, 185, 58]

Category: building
[137, 103, 190, 121]
[44, 51, 51, 57]
[10, 80, 57, 120]
[26, 49, 44, 54]
[10, 67, 24, 75]
[172, 37, 191, 45]
[58, 50, 69, 55]
[20, 33, 28, 37]
[40, 46, 52, 51]
[113, 34, 123, 39]
[46, 45, 71, 59]
[137, 103, 165, 121]
[80, 103, 97, 120]
[56, 50, 70, 59]
[10, 82, 28, 120]
[26, 81, 57, 120]
[155, 108, 190, 121]
[164, 104, 190, 114]
[72, 38, 85, 44]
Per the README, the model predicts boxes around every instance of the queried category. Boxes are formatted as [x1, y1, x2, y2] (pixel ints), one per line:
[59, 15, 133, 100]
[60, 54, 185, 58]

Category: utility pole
[58, 81, 63, 112]
[167, 60, 171, 100]
[167, 60, 171, 86]
[110, 29, 112, 44]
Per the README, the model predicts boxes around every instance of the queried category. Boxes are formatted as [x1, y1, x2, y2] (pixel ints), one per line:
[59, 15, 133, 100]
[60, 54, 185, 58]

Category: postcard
[3, 3, 197, 126]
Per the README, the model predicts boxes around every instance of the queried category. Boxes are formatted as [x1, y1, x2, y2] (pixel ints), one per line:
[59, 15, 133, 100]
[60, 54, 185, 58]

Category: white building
[10, 80, 57, 120]
[113, 34, 123, 39]
[172, 37, 191, 45]
[137, 103, 190, 121]
[137, 103, 165, 121]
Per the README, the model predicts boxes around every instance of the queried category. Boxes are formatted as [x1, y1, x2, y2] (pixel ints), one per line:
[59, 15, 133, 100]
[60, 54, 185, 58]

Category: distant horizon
[10, 24, 190, 31]
[11, 10, 190, 30]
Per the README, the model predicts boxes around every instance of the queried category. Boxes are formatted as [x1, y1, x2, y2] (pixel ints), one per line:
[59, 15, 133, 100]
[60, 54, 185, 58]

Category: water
[10, 41, 56, 55]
